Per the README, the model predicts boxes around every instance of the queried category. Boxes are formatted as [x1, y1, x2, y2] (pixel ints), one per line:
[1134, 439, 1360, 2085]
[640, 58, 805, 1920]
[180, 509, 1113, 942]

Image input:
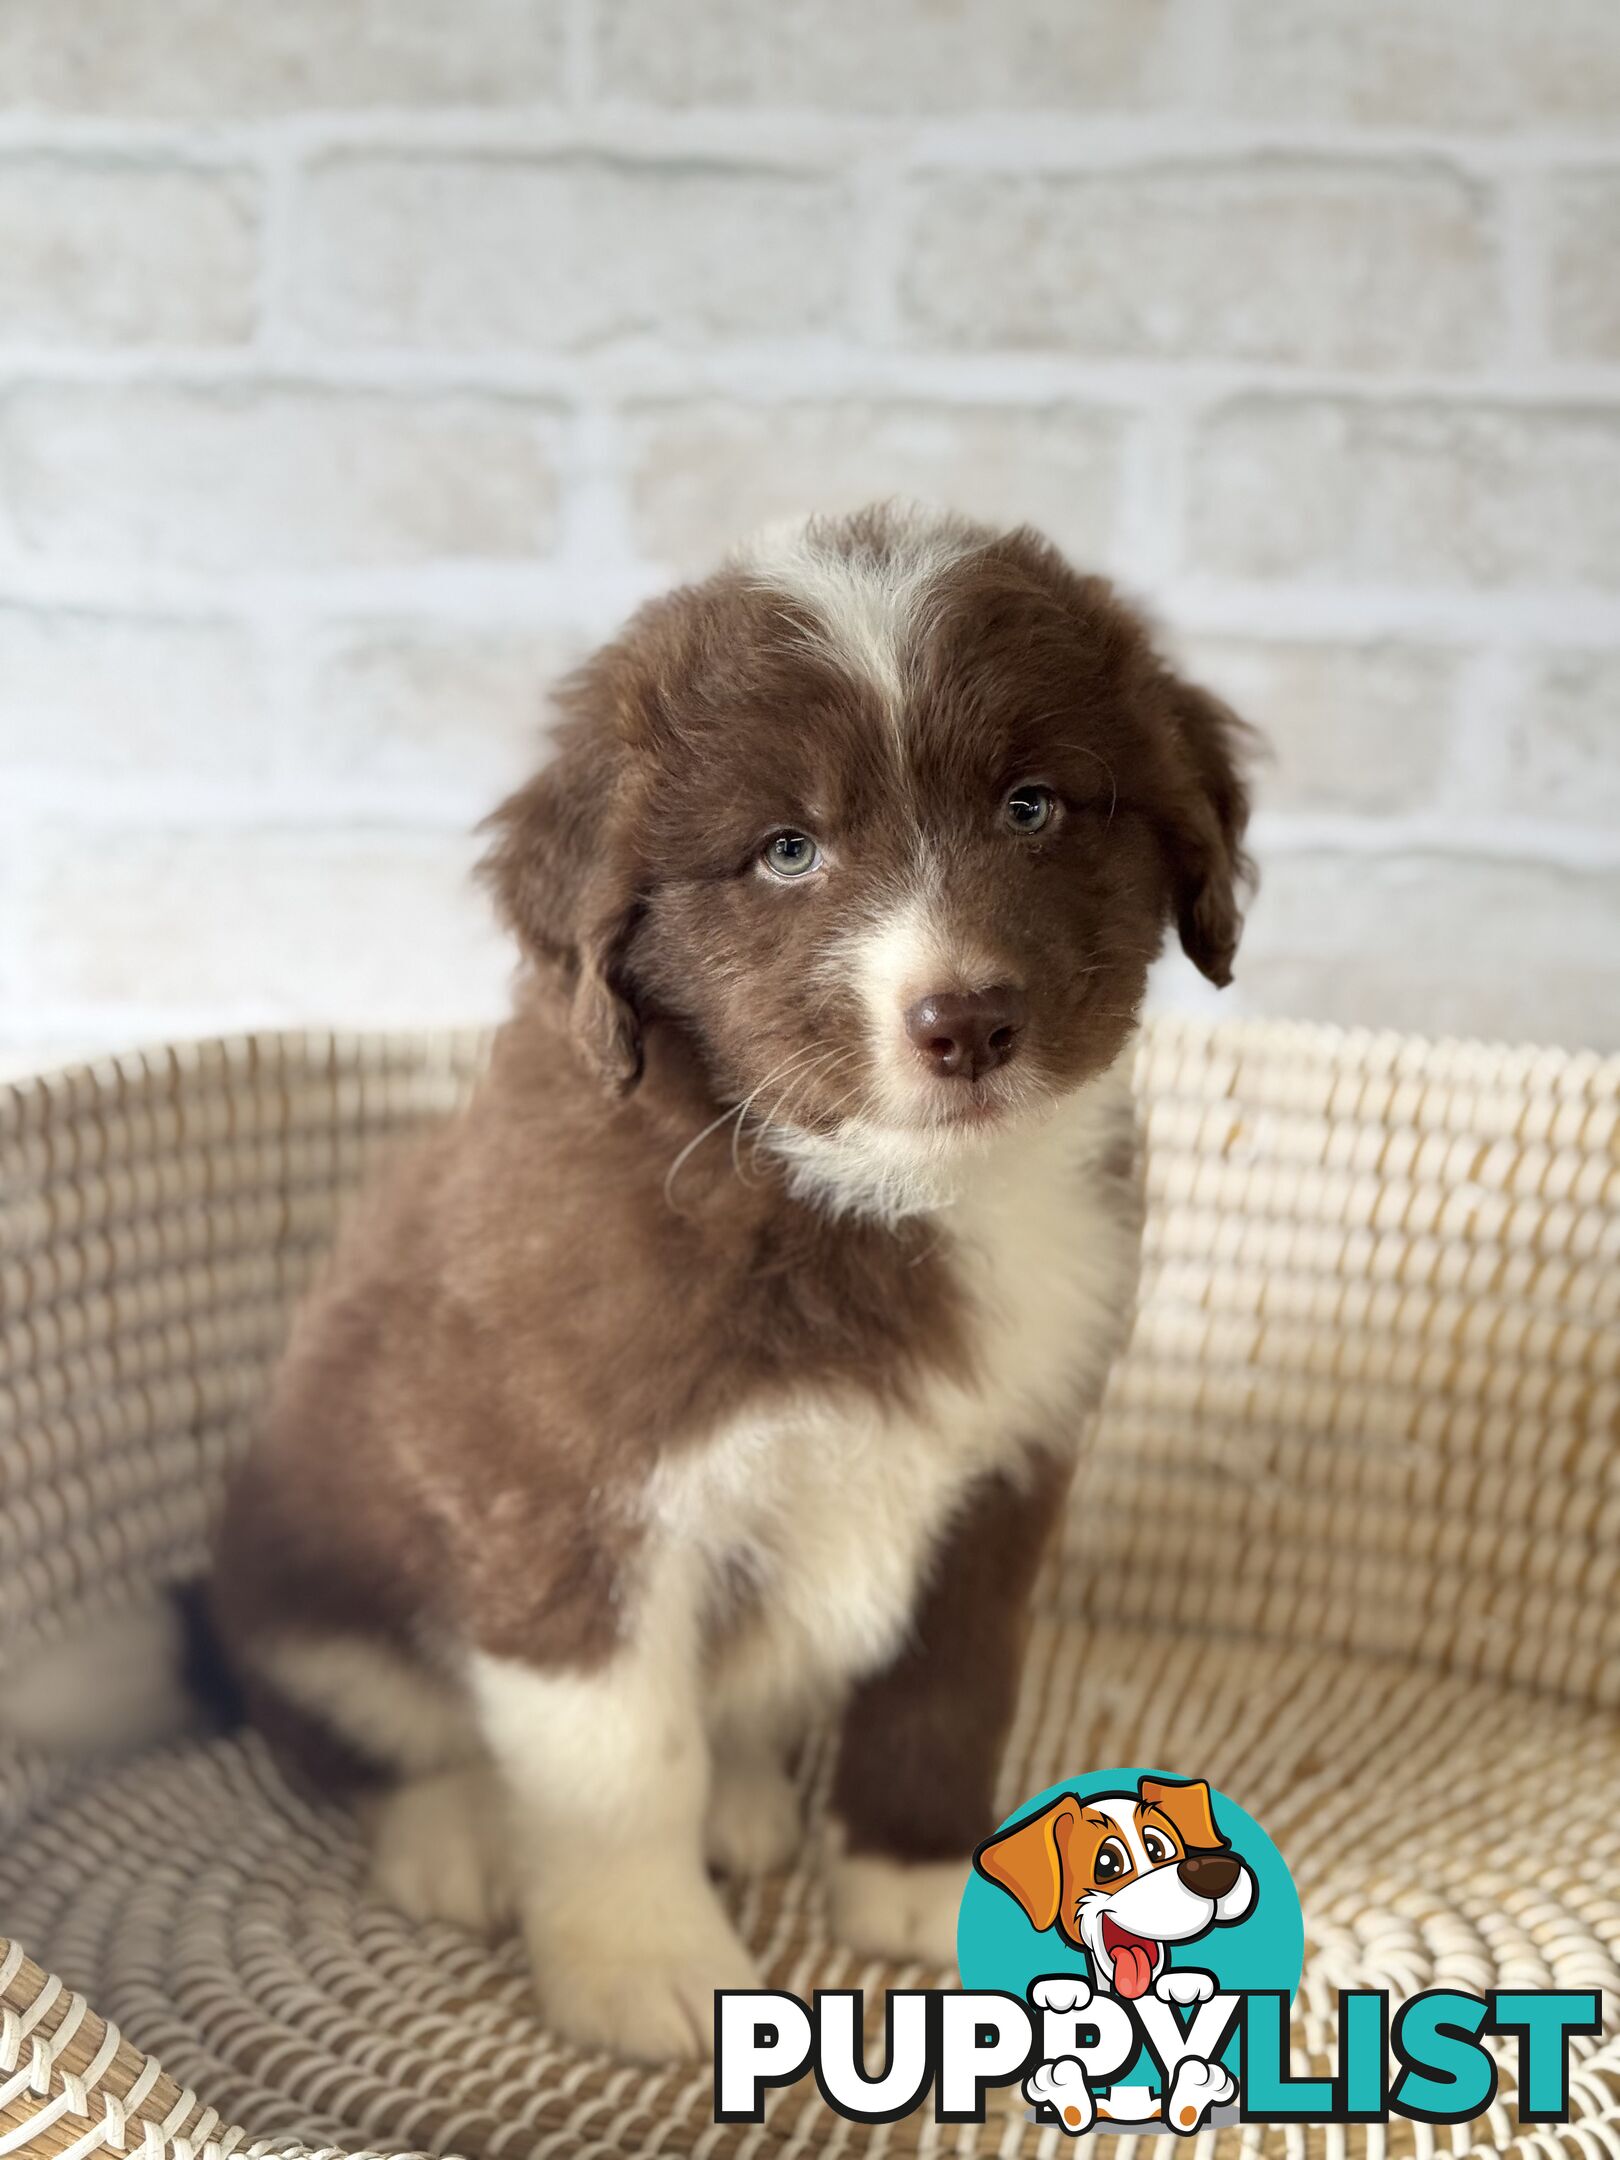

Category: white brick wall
[900, 160, 1499, 368]
[1, 0, 1616, 1069]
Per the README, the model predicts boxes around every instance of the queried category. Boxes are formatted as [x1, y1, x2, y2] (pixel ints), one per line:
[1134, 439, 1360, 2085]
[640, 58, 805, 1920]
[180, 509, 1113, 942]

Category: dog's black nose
[904, 987, 1026, 1080]
[1177, 1852, 1240, 1899]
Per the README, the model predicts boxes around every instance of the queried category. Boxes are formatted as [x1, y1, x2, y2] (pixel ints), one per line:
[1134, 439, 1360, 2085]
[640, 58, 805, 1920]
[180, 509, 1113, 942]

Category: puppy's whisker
[762, 1043, 852, 1121]
[744, 1060, 871, 1183]
[733, 1046, 849, 1180]
[775, 1057, 866, 1134]
[773, 1047, 859, 1118]
[662, 1097, 749, 1212]
[730, 1043, 837, 1138]
[663, 1044, 828, 1209]
[745, 1048, 860, 1170]
[1045, 738, 1121, 824]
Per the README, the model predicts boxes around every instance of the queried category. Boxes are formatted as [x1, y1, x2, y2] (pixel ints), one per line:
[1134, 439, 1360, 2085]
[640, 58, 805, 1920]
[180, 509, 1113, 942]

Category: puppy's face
[485, 510, 1252, 1210]
[976, 1777, 1255, 2000]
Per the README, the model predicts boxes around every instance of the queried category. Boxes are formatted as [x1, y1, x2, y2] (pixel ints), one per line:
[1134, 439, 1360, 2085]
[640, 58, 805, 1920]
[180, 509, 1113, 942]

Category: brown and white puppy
[208, 505, 1253, 2064]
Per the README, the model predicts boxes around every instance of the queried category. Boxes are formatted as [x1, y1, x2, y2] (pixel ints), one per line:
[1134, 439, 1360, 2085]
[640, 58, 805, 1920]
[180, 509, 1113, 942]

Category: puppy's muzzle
[905, 985, 1026, 1080]
[1176, 1851, 1240, 1899]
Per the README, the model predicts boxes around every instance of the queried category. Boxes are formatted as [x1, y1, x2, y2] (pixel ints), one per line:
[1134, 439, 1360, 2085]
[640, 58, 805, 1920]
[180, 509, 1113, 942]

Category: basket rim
[5, 1010, 1617, 1114]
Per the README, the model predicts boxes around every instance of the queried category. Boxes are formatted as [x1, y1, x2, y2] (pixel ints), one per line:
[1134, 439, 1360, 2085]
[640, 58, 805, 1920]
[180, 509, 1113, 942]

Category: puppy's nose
[904, 986, 1027, 1081]
[1177, 1852, 1240, 1900]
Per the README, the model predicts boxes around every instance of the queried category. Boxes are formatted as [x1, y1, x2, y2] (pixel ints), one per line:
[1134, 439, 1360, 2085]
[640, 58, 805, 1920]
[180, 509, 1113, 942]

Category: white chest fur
[646, 1058, 1141, 1733]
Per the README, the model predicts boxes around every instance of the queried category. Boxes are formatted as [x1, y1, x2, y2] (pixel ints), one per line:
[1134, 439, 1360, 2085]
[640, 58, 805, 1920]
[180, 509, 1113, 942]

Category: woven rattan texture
[1, 1020, 1616, 2160]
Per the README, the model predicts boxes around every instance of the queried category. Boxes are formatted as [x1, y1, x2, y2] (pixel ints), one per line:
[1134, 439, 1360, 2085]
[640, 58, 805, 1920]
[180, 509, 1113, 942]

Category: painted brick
[1189, 397, 1620, 587]
[1226, 0, 1620, 129]
[0, 607, 264, 781]
[301, 621, 581, 813]
[15, 831, 513, 1021]
[0, 0, 566, 116]
[902, 160, 1497, 369]
[626, 399, 1129, 570]
[0, 158, 259, 347]
[0, 386, 561, 573]
[1230, 853, 1620, 1050]
[290, 154, 853, 351]
[1546, 170, 1620, 362]
[593, 0, 1178, 111]
[0, 1, 1613, 1063]
[1177, 637, 1460, 813]
[1505, 651, 1620, 828]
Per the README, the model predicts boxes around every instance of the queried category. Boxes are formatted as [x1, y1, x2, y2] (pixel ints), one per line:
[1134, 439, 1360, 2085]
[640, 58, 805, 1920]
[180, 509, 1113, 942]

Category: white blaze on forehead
[736, 507, 979, 726]
[1093, 1793, 1152, 1872]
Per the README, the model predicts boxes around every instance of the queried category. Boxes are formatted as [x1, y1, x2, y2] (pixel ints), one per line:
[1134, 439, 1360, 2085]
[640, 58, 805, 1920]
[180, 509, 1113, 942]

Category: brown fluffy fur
[216, 514, 1250, 1735]
[208, 508, 1253, 2056]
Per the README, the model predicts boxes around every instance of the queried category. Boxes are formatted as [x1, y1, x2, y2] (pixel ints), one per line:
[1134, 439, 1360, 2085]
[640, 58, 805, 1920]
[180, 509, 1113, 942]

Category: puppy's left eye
[761, 830, 822, 880]
[1003, 784, 1056, 834]
[1093, 1837, 1130, 1883]
[1142, 1828, 1175, 1865]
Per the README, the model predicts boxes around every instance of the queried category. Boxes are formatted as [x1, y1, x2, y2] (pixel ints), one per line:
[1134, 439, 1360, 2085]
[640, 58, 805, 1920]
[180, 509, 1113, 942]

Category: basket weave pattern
[1, 1020, 1616, 2159]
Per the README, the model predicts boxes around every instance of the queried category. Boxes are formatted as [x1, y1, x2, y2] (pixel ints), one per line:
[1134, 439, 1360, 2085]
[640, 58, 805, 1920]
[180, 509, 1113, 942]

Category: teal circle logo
[957, 1768, 1303, 2117]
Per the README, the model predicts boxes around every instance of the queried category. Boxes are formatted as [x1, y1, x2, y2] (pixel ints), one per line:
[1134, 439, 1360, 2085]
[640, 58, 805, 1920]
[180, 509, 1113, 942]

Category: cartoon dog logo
[974, 1774, 1255, 1998]
[974, 1776, 1256, 2133]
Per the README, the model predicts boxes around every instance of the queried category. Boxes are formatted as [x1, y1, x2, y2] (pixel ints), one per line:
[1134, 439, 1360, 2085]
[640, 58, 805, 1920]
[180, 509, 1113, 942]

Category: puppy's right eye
[760, 830, 822, 880]
[1003, 783, 1057, 834]
[1094, 1837, 1130, 1883]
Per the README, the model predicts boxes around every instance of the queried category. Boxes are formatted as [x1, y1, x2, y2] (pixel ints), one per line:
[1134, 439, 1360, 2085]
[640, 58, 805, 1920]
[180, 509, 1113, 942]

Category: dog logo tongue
[1105, 1923, 1157, 1999]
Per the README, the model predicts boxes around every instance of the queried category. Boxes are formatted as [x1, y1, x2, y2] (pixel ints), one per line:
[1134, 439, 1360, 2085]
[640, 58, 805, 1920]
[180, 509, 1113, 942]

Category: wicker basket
[1, 1019, 1615, 2160]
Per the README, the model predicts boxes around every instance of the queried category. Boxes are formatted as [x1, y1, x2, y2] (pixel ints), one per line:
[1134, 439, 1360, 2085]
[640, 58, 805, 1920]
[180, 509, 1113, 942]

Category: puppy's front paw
[706, 1755, 801, 1877]
[529, 1892, 762, 2063]
[1031, 1974, 1093, 2014]
[829, 1852, 965, 1969]
[1165, 2056, 1237, 2134]
[1155, 1967, 1215, 2007]
[366, 1769, 513, 1938]
[1024, 2057, 1095, 2135]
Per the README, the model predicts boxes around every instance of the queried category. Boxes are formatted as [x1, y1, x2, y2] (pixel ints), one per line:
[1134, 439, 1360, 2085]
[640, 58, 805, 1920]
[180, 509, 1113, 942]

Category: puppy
[209, 504, 1253, 2063]
[976, 1775, 1256, 1998]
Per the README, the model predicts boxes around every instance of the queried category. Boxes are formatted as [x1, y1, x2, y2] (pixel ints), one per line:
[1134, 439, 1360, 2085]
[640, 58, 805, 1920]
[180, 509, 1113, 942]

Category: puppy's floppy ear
[1139, 1776, 1227, 1854]
[1155, 674, 1256, 989]
[974, 1796, 1080, 1932]
[480, 713, 644, 1092]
